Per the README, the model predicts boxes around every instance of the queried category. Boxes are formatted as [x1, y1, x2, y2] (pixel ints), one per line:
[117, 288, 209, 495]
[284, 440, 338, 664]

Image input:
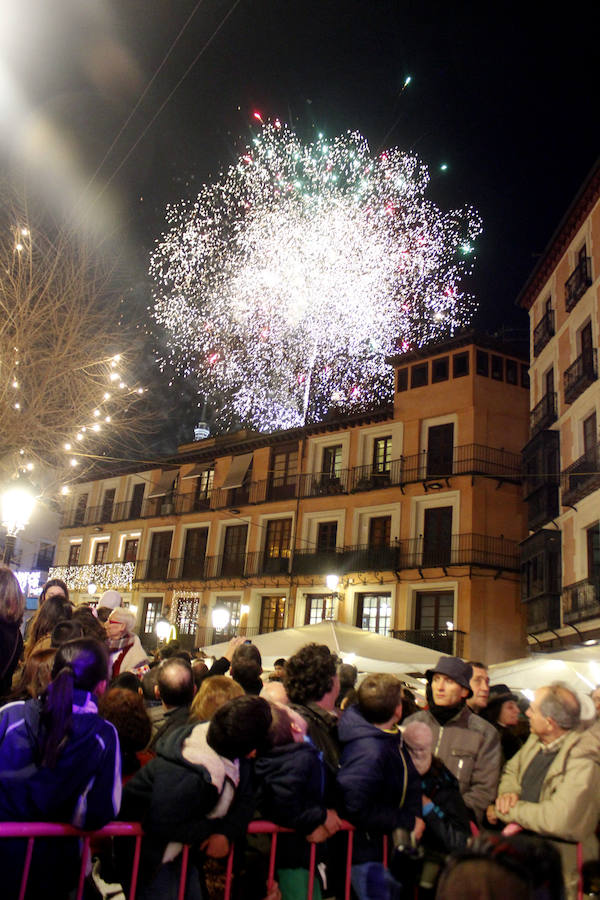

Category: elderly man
[404, 657, 500, 824]
[492, 682, 600, 900]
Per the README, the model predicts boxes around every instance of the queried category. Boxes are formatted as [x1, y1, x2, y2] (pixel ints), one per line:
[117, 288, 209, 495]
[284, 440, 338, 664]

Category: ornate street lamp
[1, 476, 37, 565]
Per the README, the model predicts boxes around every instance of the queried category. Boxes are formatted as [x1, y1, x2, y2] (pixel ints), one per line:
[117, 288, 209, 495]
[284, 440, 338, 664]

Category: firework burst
[152, 121, 481, 432]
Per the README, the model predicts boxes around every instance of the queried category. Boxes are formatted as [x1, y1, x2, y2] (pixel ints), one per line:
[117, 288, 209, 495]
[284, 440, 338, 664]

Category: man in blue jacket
[337, 673, 422, 900]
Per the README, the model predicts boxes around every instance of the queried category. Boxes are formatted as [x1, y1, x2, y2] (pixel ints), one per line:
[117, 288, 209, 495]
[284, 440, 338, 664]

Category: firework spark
[152, 122, 481, 432]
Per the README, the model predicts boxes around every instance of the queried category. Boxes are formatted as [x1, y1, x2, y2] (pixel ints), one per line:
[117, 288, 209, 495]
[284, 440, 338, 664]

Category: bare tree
[0, 192, 147, 495]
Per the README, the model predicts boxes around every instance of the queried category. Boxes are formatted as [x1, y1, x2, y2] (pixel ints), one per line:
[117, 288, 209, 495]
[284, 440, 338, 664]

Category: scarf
[429, 699, 466, 726]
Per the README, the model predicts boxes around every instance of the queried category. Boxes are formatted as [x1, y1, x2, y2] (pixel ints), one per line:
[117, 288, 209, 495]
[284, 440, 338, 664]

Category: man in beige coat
[492, 682, 600, 900]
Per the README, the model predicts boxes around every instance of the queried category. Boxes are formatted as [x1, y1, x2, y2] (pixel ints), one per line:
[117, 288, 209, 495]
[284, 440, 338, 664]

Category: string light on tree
[152, 119, 481, 432]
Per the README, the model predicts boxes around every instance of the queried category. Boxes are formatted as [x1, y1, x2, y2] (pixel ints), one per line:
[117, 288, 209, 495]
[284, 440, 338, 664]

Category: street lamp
[155, 616, 171, 642]
[1, 476, 37, 565]
[211, 604, 231, 631]
[325, 574, 339, 591]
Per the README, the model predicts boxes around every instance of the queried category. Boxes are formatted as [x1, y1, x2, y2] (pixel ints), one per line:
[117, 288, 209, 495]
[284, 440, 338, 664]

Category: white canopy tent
[490, 646, 600, 700]
[200, 621, 447, 687]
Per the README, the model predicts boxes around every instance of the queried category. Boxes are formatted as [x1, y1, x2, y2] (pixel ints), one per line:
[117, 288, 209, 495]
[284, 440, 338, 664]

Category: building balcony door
[422, 506, 452, 567]
[427, 424, 454, 478]
[260, 596, 286, 633]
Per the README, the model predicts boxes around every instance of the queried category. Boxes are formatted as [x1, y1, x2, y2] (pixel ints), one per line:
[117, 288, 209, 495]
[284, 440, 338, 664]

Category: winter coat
[419, 758, 471, 853]
[0, 620, 23, 697]
[497, 729, 600, 900]
[337, 706, 422, 864]
[403, 706, 501, 824]
[110, 633, 148, 678]
[0, 689, 121, 899]
[118, 721, 253, 892]
[255, 739, 327, 868]
[291, 701, 340, 800]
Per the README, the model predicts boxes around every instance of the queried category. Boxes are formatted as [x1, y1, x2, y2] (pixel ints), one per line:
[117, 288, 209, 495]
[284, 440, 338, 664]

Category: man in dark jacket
[149, 656, 195, 749]
[337, 673, 422, 900]
[284, 643, 340, 793]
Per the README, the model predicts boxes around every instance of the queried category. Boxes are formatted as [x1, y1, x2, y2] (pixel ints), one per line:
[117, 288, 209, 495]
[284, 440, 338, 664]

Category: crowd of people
[1, 563, 599, 899]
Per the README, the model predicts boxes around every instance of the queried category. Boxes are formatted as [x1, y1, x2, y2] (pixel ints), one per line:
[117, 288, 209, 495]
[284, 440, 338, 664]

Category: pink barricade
[0, 818, 361, 900]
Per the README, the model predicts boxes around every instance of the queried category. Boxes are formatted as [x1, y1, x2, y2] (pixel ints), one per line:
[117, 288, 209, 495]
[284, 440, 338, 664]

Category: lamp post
[1, 477, 37, 565]
[211, 604, 231, 633]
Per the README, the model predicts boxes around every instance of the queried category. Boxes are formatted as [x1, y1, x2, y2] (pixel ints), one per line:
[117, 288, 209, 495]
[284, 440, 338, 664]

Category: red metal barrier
[0, 818, 364, 900]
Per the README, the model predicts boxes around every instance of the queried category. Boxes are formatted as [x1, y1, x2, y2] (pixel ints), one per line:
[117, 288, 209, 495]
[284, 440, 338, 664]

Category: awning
[147, 470, 177, 498]
[181, 464, 209, 480]
[221, 453, 253, 489]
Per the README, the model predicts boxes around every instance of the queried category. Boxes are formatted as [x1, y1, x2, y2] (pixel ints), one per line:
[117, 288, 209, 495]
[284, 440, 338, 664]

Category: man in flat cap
[404, 657, 501, 824]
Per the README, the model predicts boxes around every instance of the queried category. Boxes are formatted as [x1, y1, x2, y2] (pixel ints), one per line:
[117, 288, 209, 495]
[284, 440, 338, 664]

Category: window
[94, 541, 109, 565]
[175, 597, 200, 636]
[422, 506, 453, 567]
[521, 364, 530, 389]
[397, 368, 408, 392]
[372, 436, 392, 474]
[414, 591, 454, 631]
[355, 592, 392, 635]
[142, 598, 162, 644]
[213, 596, 241, 639]
[147, 531, 172, 580]
[545, 367, 554, 396]
[67, 543, 81, 566]
[453, 352, 469, 378]
[369, 516, 391, 548]
[74, 493, 88, 527]
[263, 519, 292, 573]
[123, 538, 139, 563]
[260, 596, 286, 633]
[36, 542, 55, 570]
[194, 469, 214, 508]
[578, 243, 588, 265]
[587, 523, 600, 582]
[427, 423, 454, 478]
[271, 449, 298, 500]
[130, 482, 145, 518]
[411, 363, 428, 388]
[505, 358, 517, 385]
[476, 350, 489, 376]
[583, 412, 597, 458]
[431, 356, 449, 384]
[305, 594, 336, 625]
[322, 445, 342, 479]
[317, 521, 338, 551]
[101, 489, 115, 522]
[221, 524, 248, 576]
[491, 355, 503, 381]
[182, 528, 208, 578]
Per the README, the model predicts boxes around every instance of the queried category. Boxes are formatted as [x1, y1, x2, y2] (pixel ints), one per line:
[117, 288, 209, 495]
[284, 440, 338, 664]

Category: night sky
[2, 1, 600, 442]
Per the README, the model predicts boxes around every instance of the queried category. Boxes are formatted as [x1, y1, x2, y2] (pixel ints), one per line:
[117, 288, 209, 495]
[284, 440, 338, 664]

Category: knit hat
[425, 657, 473, 696]
[487, 684, 518, 705]
[99, 590, 122, 610]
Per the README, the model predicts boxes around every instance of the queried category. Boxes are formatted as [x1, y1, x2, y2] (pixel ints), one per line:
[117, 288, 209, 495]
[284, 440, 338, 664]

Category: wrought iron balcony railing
[565, 256, 592, 312]
[399, 533, 520, 571]
[529, 393, 557, 437]
[564, 349, 597, 405]
[562, 577, 600, 625]
[525, 482, 559, 531]
[533, 309, 555, 357]
[561, 442, 600, 506]
[391, 628, 465, 656]
[61, 490, 214, 527]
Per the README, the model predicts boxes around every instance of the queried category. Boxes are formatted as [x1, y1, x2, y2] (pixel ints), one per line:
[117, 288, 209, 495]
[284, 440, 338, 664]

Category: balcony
[298, 470, 350, 498]
[561, 442, 600, 506]
[349, 461, 400, 492]
[399, 533, 520, 571]
[400, 444, 522, 484]
[292, 547, 348, 576]
[525, 594, 561, 633]
[391, 628, 465, 656]
[565, 256, 592, 312]
[533, 309, 555, 357]
[529, 393, 557, 437]
[61, 490, 214, 528]
[526, 483, 560, 531]
[49, 561, 136, 592]
[563, 578, 600, 625]
[564, 349, 597, 405]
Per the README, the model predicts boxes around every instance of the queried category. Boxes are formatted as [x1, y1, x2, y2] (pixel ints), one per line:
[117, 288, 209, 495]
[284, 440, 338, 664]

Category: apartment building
[520, 161, 600, 648]
[51, 332, 529, 663]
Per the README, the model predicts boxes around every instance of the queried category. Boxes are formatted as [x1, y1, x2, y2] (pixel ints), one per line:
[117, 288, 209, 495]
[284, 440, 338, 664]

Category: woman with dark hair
[40, 577, 69, 605]
[0, 637, 121, 898]
[25, 594, 74, 658]
[0, 565, 26, 696]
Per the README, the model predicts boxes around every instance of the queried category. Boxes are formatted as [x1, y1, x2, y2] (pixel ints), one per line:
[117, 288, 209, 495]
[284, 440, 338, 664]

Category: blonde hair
[190, 675, 244, 722]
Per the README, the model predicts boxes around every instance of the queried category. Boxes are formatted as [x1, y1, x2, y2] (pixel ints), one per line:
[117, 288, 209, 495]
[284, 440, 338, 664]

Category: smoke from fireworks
[152, 121, 481, 432]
